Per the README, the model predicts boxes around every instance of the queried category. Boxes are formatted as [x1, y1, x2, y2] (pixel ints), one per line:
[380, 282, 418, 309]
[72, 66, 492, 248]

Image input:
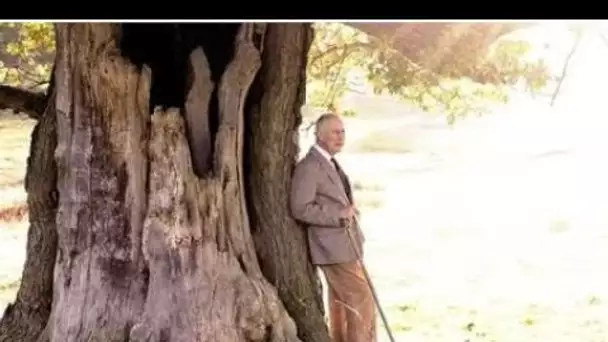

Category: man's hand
[340, 205, 356, 219]
[339, 205, 357, 227]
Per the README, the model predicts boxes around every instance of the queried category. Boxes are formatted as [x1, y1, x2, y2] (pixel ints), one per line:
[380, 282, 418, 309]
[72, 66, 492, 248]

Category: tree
[0, 22, 327, 342]
[0, 23, 53, 120]
[307, 22, 550, 122]
[0, 22, 537, 341]
[0, 23, 54, 90]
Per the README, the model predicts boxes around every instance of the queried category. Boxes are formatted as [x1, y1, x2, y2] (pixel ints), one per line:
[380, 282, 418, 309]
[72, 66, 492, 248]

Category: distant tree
[0, 23, 54, 90]
[0, 23, 53, 118]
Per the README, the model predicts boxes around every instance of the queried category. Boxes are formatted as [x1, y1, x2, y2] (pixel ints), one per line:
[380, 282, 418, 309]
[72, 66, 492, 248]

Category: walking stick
[346, 216, 397, 342]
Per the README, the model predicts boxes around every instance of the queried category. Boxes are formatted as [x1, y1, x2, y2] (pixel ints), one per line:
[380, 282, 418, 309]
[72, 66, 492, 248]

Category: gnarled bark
[130, 24, 297, 341]
[44, 23, 150, 341]
[247, 24, 331, 342]
[39, 22, 305, 342]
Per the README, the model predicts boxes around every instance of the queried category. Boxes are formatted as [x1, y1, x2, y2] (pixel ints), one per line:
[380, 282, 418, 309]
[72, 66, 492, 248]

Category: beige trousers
[321, 261, 377, 342]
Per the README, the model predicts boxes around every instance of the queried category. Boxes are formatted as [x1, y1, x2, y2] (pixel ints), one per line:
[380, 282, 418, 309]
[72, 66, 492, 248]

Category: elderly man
[290, 113, 376, 342]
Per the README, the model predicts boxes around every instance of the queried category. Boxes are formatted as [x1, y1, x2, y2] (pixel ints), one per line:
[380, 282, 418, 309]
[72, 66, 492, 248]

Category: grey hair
[314, 112, 341, 136]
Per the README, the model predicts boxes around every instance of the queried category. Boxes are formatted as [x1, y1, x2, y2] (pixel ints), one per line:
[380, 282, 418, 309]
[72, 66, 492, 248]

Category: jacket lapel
[308, 148, 350, 205]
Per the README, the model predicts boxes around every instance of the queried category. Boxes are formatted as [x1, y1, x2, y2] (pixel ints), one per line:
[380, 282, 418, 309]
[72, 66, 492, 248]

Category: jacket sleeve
[290, 161, 343, 228]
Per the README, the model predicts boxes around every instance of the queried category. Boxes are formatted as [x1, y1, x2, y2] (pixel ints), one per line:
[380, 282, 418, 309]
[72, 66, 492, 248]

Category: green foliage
[0, 22, 551, 123]
[306, 23, 368, 113]
[0, 22, 55, 90]
[306, 23, 550, 122]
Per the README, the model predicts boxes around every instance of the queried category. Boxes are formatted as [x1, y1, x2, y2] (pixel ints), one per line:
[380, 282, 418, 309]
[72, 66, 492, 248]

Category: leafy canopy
[0, 22, 55, 90]
[306, 23, 550, 123]
[0, 22, 550, 122]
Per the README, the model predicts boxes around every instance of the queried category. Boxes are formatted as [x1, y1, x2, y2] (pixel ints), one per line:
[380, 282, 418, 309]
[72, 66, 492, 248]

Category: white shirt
[314, 144, 335, 168]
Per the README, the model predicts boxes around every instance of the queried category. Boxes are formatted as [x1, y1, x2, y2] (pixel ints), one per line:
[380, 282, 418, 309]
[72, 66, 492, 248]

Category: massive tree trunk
[0, 22, 331, 342]
[247, 25, 329, 342]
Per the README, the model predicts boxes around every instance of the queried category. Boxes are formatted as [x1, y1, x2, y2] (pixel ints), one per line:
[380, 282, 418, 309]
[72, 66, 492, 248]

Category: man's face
[318, 117, 345, 155]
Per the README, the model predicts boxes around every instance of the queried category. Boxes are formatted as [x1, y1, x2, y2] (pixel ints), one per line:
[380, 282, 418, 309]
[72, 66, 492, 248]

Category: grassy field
[3, 99, 608, 341]
[0, 111, 34, 310]
[351, 150, 608, 342]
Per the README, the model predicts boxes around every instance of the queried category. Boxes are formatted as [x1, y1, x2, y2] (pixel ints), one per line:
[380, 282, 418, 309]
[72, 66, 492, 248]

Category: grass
[0, 112, 34, 223]
[349, 130, 415, 154]
[353, 179, 385, 209]
[352, 150, 608, 341]
[0, 111, 34, 311]
[0, 279, 20, 310]
[340, 105, 608, 341]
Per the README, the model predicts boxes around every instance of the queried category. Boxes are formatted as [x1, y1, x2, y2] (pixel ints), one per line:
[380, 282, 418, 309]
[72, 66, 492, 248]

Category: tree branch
[550, 29, 582, 107]
[346, 22, 535, 82]
[0, 84, 46, 119]
[308, 41, 371, 68]
[347, 22, 529, 62]
[598, 31, 608, 49]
